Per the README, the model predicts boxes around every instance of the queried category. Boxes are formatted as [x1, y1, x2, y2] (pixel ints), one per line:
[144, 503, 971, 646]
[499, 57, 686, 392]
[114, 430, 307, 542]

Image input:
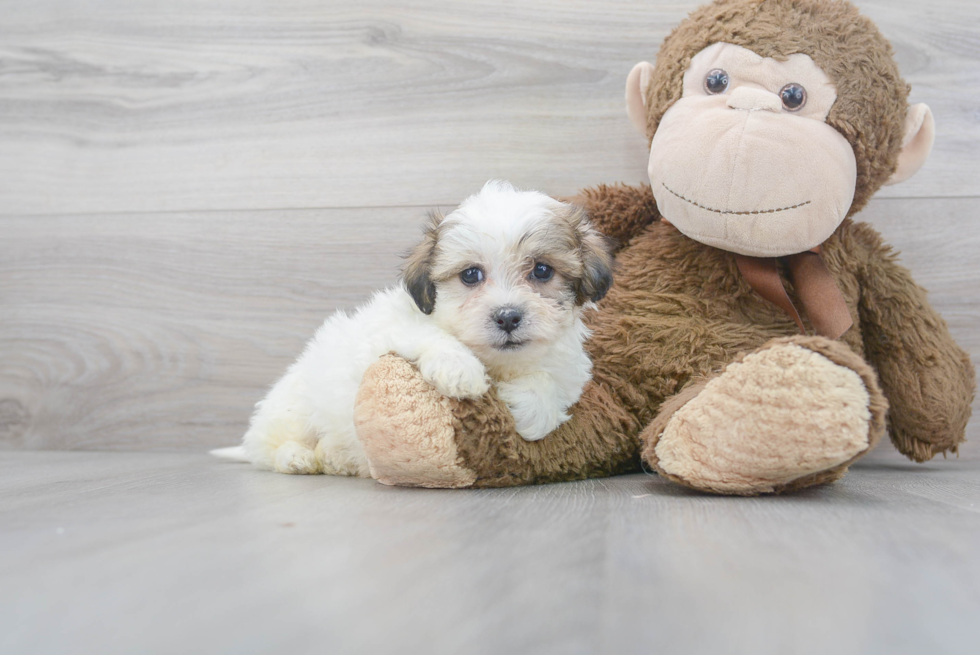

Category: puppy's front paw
[417, 348, 490, 400]
[496, 378, 569, 442]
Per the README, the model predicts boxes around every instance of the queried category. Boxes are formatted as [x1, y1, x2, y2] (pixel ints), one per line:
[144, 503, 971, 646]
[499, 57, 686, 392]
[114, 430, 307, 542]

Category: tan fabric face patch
[648, 43, 857, 256]
[683, 43, 839, 121]
[654, 342, 871, 493]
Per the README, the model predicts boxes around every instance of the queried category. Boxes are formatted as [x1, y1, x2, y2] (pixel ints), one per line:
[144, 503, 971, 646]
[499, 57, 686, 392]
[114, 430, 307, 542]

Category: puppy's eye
[530, 263, 554, 282]
[460, 267, 484, 286]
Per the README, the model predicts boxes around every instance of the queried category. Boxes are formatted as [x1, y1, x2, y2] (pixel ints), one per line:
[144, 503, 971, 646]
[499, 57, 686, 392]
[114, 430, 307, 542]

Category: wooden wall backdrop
[1, 0, 978, 451]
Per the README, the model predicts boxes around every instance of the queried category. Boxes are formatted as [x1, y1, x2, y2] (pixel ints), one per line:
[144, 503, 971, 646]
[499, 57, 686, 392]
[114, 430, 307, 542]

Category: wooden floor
[3, 443, 979, 654]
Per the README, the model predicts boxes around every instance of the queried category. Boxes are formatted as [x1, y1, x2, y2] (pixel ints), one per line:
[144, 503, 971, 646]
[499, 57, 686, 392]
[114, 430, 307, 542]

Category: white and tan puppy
[212, 181, 613, 475]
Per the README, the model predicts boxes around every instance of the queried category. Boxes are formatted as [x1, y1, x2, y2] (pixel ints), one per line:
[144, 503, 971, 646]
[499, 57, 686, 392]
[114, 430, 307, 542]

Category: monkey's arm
[851, 222, 975, 461]
[565, 184, 660, 251]
[354, 354, 642, 488]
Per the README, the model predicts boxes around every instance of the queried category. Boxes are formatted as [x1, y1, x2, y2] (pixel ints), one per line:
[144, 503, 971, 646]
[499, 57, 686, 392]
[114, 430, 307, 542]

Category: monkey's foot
[641, 336, 888, 495]
[354, 354, 478, 489]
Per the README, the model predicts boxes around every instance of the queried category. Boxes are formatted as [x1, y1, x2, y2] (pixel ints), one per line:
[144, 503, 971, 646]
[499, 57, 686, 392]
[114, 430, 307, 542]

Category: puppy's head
[402, 180, 613, 373]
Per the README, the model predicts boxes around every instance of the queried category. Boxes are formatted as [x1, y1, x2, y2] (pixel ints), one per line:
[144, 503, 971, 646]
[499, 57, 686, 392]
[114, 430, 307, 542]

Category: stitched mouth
[662, 182, 810, 215]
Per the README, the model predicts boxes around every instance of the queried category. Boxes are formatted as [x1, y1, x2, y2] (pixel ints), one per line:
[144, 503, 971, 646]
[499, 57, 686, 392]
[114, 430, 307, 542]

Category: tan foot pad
[655, 342, 872, 494]
[354, 354, 477, 489]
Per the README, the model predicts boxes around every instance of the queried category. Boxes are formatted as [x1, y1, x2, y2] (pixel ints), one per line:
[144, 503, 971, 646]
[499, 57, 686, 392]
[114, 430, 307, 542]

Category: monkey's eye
[460, 267, 484, 286]
[779, 83, 807, 111]
[704, 69, 729, 94]
[530, 263, 554, 282]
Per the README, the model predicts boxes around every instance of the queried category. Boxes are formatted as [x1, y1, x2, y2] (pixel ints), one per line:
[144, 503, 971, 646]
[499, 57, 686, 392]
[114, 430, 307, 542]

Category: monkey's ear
[885, 103, 935, 186]
[626, 62, 656, 138]
[402, 213, 441, 315]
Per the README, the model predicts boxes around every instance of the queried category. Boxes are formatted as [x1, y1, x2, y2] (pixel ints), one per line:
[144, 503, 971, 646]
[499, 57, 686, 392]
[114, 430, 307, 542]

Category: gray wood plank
[1, 449, 978, 655]
[0, 0, 977, 216]
[1, 197, 976, 452]
[0, 206, 431, 450]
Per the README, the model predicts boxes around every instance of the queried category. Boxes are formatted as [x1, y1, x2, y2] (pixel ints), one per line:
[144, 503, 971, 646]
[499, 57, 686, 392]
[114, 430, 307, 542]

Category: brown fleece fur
[566, 184, 661, 251]
[353, 0, 975, 494]
[357, 215, 972, 491]
[463, 216, 972, 486]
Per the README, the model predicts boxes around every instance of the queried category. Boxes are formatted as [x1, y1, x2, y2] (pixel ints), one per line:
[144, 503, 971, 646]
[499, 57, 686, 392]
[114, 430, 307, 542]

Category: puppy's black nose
[493, 307, 523, 334]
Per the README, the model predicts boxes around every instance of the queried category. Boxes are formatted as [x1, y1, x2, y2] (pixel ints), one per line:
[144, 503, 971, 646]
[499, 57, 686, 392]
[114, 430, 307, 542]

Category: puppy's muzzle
[492, 307, 523, 334]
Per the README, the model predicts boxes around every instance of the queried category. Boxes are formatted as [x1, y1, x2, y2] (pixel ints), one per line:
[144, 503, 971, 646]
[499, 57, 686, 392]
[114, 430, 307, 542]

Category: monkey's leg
[353, 354, 642, 488]
[640, 336, 888, 495]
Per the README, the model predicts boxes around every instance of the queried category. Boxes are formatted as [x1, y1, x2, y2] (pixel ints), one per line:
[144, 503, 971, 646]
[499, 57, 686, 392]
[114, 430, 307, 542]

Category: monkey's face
[646, 43, 857, 257]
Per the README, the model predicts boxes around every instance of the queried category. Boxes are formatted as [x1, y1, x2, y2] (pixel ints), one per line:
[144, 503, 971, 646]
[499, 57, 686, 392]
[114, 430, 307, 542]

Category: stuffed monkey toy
[352, 0, 975, 494]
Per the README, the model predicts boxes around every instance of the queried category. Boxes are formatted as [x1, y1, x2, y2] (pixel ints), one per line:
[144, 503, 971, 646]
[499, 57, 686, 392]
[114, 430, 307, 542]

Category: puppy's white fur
[212, 181, 613, 475]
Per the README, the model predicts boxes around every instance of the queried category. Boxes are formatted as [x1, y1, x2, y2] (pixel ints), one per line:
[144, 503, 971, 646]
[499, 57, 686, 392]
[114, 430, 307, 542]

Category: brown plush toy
[352, 0, 976, 494]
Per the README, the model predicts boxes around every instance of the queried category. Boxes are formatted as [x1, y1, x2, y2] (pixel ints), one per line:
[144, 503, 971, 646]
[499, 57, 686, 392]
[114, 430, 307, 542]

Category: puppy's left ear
[570, 207, 614, 305]
[402, 211, 441, 315]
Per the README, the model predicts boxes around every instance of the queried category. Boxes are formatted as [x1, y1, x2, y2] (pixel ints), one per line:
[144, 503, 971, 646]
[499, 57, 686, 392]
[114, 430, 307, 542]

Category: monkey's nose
[727, 86, 781, 112]
[493, 308, 523, 334]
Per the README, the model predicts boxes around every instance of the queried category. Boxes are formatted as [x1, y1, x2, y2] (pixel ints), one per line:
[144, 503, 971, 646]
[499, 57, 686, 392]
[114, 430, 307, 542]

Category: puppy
[211, 180, 613, 475]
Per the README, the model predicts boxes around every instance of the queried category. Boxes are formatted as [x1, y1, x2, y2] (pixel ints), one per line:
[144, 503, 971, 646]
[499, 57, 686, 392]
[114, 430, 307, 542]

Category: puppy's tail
[209, 446, 250, 463]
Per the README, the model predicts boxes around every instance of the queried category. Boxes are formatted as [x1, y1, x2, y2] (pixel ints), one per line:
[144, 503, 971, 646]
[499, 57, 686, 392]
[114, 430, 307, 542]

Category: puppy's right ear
[402, 211, 441, 315]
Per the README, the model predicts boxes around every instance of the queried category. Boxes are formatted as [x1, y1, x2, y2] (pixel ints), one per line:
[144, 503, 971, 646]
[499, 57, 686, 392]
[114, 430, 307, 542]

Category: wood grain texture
[1, 449, 979, 654]
[0, 0, 978, 216]
[0, 206, 433, 450]
[1, 198, 976, 452]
